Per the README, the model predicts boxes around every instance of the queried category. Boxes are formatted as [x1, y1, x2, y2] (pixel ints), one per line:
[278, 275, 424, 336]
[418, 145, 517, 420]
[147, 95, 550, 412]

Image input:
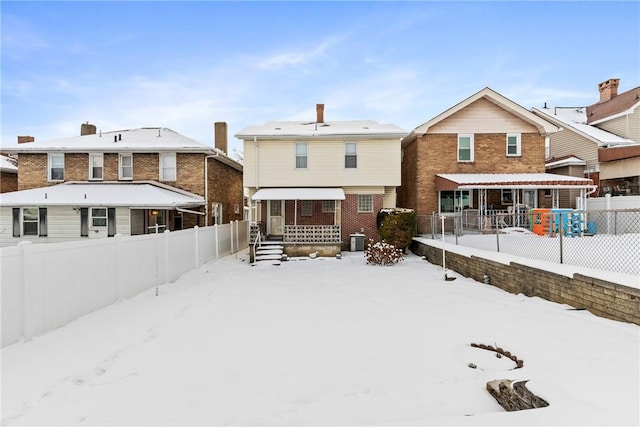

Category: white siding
[383, 186, 397, 209]
[600, 157, 640, 180]
[548, 129, 599, 171]
[244, 138, 400, 188]
[429, 98, 539, 134]
[343, 186, 386, 195]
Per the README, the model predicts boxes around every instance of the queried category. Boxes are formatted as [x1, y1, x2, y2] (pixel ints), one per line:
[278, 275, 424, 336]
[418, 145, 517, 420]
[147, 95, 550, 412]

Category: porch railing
[283, 225, 341, 243]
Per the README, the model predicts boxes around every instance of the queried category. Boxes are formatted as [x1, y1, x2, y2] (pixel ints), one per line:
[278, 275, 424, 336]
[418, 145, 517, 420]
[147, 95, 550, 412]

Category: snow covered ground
[2, 250, 639, 426]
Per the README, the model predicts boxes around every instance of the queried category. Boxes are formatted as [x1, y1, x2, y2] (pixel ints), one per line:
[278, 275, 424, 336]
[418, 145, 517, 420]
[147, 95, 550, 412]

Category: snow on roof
[0, 182, 205, 207]
[236, 121, 407, 139]
[533, 107, 635, 146]
[0, 128, 217, 153]
[252, 188, 346, 200]
[436, 173, 595, 189]
[0, 155, 17, 173]
[545, 156, 587, 169]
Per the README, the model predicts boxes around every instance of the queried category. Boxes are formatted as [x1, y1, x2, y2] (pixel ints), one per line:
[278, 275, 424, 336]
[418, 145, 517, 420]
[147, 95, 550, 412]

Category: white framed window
[22, 207, 39, 236]
[358, 195, 373, 212]
[91, 208, 107, 227]
[48, 153, 64, 181]
[439, 191, 472, 213]
[457, 134, 474, 162]
[160, 153, 176, 181]
[13, 207, 47, 237]
[345, 142, 357, 168]
[301, 200, 313, 216]
[506, 134, 521, 157]
[322, 200, 335, 213]
[89, 153, 104, 180]
[296, 142, 307, 169]
[119, 153, 133, 180]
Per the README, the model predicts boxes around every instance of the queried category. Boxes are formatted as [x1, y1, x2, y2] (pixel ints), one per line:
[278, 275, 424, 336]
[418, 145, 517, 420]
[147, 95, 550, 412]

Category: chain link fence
[416, 209, 640, 276]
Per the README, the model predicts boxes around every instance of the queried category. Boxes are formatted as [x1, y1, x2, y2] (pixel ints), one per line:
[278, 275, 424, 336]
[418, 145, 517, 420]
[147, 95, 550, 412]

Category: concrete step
[255, 254, 283, 261]
[256, 248, 284, 255]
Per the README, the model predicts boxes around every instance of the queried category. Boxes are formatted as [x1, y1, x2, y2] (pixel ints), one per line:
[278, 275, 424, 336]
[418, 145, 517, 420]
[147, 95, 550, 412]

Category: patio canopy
[252, 188, 346, 201]
[435, 173, 595, 191]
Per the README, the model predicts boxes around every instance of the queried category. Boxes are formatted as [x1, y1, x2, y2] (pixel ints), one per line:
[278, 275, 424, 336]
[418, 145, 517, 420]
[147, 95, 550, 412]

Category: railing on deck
[283, 225, 341, 243]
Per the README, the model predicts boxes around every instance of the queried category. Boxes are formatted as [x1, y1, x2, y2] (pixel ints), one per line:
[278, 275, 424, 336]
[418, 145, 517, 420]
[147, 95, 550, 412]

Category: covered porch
[250, 187, 345, 255]
[435, 173, 597, 231]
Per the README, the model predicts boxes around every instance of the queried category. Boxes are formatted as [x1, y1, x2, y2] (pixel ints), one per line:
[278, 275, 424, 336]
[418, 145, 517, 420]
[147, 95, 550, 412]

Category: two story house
[236, 104, 407, 254]
[533, 78, 640, 204]
[0, 123, 243, 246]
[397, 87, 596, 233]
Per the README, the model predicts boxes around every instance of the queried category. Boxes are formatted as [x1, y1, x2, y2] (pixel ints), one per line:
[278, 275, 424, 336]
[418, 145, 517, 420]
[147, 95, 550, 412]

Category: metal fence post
[495, 215, 500, 252]
[559, 213, 564, 264]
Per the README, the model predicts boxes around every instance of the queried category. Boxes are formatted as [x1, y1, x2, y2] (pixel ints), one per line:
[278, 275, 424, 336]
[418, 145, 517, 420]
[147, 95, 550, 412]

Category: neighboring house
[236, 104, 407, 253]
[0, 123, 243, 246]
[397, 87, 596, 233]
[532, 79, 640, 205]
[598, 144, 640, 196]
[0, 154, 18, 193]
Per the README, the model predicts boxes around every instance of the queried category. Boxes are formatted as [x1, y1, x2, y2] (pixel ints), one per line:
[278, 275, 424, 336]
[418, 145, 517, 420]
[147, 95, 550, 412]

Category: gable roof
[235, 120, 407, 140]
[532, 107, 635, 147]
[0, 181, 205, 208]
[586, 85, 640, 125]
[404, 87, 559, 145]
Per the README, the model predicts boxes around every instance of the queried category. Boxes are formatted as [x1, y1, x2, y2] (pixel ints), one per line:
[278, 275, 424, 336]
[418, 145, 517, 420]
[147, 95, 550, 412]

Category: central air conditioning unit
[350, 233, 365, 252]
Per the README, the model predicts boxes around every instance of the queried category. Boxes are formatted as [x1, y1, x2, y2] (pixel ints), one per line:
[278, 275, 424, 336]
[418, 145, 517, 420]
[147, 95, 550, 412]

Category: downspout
[204, 152, 220, 225]
[254, 136, 259, 224]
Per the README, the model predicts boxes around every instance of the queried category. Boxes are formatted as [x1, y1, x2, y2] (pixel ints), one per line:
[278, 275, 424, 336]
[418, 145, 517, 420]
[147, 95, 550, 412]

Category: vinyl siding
[600, 157, 640, 180]
[0, 206, 131, 247]
[548, 129, 597, 172]
[595, 110, 640, 142]
[429, 98, 539, 134]
[243, 138, 400, 188]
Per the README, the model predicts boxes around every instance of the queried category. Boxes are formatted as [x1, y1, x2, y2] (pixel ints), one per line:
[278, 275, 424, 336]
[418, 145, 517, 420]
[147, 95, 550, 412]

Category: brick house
[0, 123, 243, 246]
[397, 87, 596, 233]
[0, 155, 18, 193]
[236, 104, 407, 254]
[533, 79, 640, 203]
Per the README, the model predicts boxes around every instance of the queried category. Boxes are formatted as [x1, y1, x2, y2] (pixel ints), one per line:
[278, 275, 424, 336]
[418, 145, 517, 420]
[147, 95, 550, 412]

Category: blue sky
[2, 1, 639, 156]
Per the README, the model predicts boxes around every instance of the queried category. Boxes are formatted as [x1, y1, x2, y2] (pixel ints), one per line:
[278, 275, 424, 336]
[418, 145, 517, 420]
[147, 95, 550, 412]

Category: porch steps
[252, 240, 285, 267]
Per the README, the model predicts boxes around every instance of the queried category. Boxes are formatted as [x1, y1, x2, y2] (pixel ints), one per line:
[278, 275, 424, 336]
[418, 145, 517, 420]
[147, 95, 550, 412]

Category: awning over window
[252, 188, 346, 201]
[435, 173, 595, 191]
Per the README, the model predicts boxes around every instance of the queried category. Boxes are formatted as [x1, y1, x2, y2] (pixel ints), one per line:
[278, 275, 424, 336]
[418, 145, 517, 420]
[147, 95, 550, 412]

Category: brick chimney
[17, 135, 35, 144]
[214, 122, 228, 154]
[81, 122, 97, 136]
[598, 78, 620, 103]
[316, 103, 324, 123]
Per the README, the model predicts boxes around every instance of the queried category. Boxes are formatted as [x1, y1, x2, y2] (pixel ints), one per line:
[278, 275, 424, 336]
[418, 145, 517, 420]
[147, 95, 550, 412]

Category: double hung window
[296, 143, 307, 169]
[506, 134, 521, 156]
[345, 143, 357, 168]
[119, 154, 133, 180]
[89, 153, 104, 180]
[12, 207, 47, 237]
[48, 153, 64, 181]
[457, 134, 474, 162]
[160, 153, 176, 181]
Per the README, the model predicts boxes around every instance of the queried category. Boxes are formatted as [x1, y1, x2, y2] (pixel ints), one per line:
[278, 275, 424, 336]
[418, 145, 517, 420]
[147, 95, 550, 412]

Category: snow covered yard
[2, 251, 638, 426]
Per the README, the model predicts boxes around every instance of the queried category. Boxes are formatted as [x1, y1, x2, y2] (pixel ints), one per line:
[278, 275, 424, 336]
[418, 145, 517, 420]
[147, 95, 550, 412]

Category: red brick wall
[284, 200, 336, 225]
[1, 172, 18, 193]
[207, 158, 243, 225]
[17, 153, 48, 190]
[341, 194, 382, 245]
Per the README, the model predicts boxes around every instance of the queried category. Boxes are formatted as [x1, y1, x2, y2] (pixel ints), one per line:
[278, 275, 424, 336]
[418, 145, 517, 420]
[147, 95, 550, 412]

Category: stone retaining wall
[410, 240, 640, 325]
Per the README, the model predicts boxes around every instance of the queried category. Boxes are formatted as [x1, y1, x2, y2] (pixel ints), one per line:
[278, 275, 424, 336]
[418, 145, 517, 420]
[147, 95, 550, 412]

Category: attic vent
[362, 126, 369, 129]
[275, 127, 281, 130]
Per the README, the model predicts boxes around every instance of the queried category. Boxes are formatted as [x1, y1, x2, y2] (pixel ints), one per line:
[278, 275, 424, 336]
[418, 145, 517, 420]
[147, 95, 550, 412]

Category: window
[13, 207, 47, 237]
[160, 153, 176, 181]
[301, 200, 313, 216]
[506, 134, 521, 156]
[48, 153, 64, 181]
[296, 143, 307, 169]
[457, 134, 474, 162]
[119, 154, 133, 180]
[322, 200, 335, 213]
[89, 153, 104, 180]
[212, 203, 223, 225]
[345, 143, 357, 168]
[501, 189, 513, 204]
[357, 195, 373, 212]
[439, 191, 471, 213]
[91, 208, 107, 227]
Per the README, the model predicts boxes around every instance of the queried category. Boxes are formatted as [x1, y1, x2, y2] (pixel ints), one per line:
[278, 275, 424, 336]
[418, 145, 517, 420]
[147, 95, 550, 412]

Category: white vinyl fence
[1, 221, 248, 348]
[586, 194, 640, 210]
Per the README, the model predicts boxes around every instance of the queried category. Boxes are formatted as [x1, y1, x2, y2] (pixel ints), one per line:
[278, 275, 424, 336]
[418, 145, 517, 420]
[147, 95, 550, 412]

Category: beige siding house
[237, 104, 407, 253]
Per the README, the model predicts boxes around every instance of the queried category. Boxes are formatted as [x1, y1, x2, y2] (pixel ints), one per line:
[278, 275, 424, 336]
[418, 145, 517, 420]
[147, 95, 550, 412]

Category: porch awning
[252, 188, 346, 201]
[435, 173, 595, 191]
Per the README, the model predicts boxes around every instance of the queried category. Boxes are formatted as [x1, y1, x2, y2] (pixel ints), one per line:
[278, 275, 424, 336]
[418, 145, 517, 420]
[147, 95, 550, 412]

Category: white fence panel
[1, 245, 24, 347]
[587, 195, 640, 210]
[1, 221, 248, 348]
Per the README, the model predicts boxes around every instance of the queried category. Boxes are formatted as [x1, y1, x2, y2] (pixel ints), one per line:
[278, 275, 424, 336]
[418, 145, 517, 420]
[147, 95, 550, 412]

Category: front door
[523, 190, 538, 209]
[268, 200, 284, 237]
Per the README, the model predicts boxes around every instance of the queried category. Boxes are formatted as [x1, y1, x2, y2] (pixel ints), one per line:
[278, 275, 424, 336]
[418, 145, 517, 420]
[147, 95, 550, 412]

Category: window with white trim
[301, 200, 313, 216]
[506, 134, 521, 156]
[457, 134, 474, 162]
[357, 195, 373, 212]
[322, 200, 335, 213]
[89, 153, 104, 180]
[119, 153, 133, 180]
[91, 208, 107, 227]
[160, 153, 176, 181]
[48, 153, 64, 181]
[296, 143, 307, 169]
[14, 207, 48, 237]
[345, 142, 357, 168]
